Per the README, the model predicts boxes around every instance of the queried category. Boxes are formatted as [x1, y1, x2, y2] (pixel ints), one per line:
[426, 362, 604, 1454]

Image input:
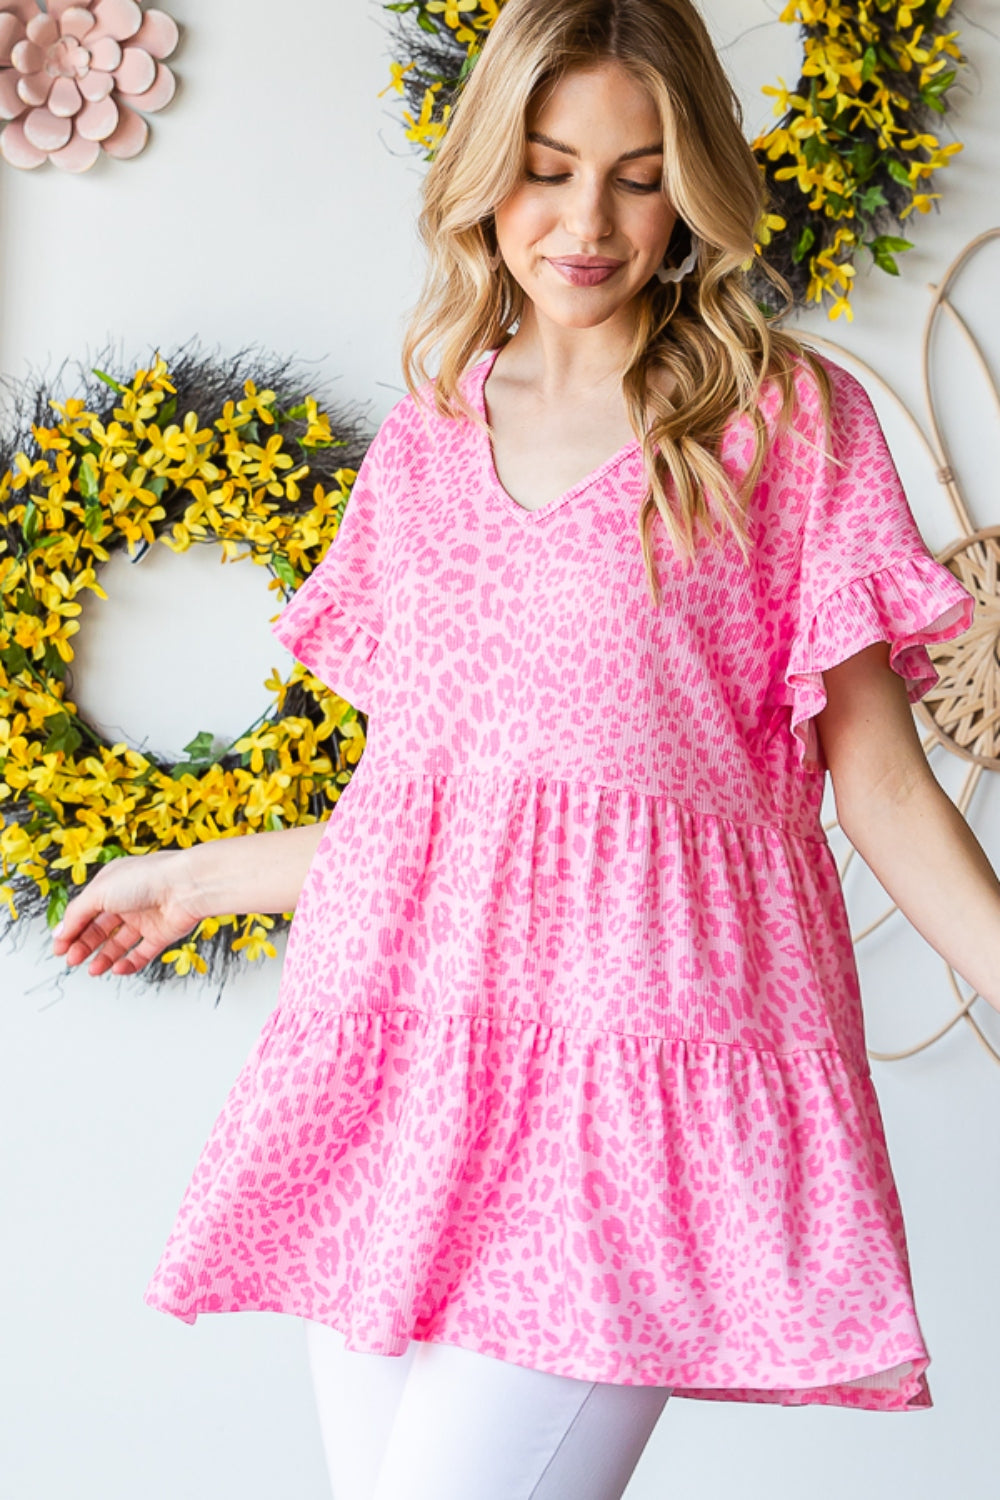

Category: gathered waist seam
[349, 764, 826, 843]
[270, 1004, 863, 1064]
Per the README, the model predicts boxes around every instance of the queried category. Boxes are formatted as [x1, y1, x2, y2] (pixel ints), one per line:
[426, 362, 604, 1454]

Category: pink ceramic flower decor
[0, 0, 178, 170]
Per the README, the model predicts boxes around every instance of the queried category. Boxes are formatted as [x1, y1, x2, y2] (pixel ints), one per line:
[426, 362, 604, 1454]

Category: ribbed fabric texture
[145, 349, 975, 1411]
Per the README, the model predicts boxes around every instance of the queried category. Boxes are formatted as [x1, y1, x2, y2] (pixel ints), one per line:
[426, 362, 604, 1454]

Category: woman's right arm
[51, 822, 328, 978]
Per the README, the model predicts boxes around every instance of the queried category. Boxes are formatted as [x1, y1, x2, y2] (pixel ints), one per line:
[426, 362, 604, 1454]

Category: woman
[54, 2, 996, 1497]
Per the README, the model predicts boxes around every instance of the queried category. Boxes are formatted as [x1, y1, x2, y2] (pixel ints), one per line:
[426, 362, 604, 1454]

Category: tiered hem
[143, 1007, 931, 1411]
[786, 555, 975, 772]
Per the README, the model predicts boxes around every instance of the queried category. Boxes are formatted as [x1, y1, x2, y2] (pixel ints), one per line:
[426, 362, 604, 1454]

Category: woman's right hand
[51, 848, 205, 978]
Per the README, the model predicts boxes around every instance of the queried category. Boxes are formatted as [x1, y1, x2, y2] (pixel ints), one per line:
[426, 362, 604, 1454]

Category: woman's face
[493, 61, 680, 332]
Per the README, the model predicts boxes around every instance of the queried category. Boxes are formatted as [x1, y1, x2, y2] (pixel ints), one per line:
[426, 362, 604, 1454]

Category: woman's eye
[525, 171, 660, 194]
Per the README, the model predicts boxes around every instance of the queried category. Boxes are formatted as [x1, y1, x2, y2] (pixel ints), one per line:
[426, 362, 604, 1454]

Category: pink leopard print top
[144, 348, 974, 1412]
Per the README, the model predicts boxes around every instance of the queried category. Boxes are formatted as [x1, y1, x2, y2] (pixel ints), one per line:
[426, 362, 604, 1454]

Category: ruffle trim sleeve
[786, 554, 975, 772]
[271, 570, 381, 714]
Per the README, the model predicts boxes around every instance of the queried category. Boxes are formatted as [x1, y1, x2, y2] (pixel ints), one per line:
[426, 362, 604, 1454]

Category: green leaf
[271, 553, 297, 591]
[170, 755, 214, 780]
[21, 500, 39, 548]
[78, 452, 100, 501]
[284, 402, 309, 421]
[31, 532, 63, 552]
[14, 588, 40, 615]
[157, 395, 177, 425]
[181, 730, 217, 761]
[92, 367, 127, 394]
[1, 642, 29, 675]
[84, 502, 104, 538]
[146, 474, 168, 498]
[870, 247, 901, 275]
[27, 791, 54, 816]
[95, 843, 126, 865]
[920, 92, 946, 114]
[43, 712, 83, 756]
[46, 880, 69, 928]
[860, 45, 878, 84]
[801, 134, 830, 168]
[847, 140, 876, 177]
[416, 9, 438, 33]
[42, 642, 68, 680]
[792, 224, 816, 265]
[923, 68, 956, 97]
[886, 157, 911, 186]
[264, 810, 284, 832]
[857, 184, 888, 214]
[870, 234, 914, 252]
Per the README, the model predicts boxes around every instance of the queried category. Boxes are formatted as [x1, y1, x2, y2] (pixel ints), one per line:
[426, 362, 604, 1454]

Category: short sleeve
[785, 364, 975, 773]
[271, 424, 386, 714]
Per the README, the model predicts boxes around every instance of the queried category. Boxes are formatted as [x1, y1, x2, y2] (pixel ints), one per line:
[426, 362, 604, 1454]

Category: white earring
[656, 238, 699, 284]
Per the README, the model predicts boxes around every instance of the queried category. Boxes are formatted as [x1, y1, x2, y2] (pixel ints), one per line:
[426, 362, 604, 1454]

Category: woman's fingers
[52, 888, 109, 954]
[83, 919, 144, 976]
[56, 909, 193, 977]
[60, 911, 124, 969]
[61, 917, 160, 978]
[109, 932, 171, 975]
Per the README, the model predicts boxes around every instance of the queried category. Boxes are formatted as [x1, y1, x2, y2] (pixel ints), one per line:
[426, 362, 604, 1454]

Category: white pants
[305, 1321, 673, 1500]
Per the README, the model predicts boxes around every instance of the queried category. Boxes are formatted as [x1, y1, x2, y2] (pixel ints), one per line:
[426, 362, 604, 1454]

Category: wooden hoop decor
[916, 526, 1000, 771]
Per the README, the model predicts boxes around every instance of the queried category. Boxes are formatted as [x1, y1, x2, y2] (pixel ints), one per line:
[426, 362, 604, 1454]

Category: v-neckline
[471, 346, 642, 523]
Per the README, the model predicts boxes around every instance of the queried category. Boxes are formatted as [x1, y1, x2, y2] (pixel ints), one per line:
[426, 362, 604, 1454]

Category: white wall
[2, 3, 999, 1497]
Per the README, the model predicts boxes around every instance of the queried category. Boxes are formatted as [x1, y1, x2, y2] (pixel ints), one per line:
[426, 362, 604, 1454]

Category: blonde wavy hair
[401, 0, 835, 606]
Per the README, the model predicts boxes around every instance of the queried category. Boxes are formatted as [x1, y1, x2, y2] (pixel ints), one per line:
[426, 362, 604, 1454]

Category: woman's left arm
[817, 641, 1000, 1013]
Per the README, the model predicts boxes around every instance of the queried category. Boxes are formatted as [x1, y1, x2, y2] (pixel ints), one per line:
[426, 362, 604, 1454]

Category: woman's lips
[547, 257, 624, 287]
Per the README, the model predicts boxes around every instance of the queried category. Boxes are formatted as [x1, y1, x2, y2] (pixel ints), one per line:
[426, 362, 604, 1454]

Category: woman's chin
[529, 292, 638, 332]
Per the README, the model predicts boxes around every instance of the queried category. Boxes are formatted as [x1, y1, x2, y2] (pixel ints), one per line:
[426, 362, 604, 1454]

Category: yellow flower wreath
[0, 352, 369, 981]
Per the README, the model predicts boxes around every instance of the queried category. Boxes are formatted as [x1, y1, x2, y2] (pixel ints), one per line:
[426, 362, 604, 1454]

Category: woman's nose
[561, 175, 614, 243]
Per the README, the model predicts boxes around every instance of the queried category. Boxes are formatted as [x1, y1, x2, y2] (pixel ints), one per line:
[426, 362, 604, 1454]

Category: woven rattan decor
[799, 226, 1000, 1068]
